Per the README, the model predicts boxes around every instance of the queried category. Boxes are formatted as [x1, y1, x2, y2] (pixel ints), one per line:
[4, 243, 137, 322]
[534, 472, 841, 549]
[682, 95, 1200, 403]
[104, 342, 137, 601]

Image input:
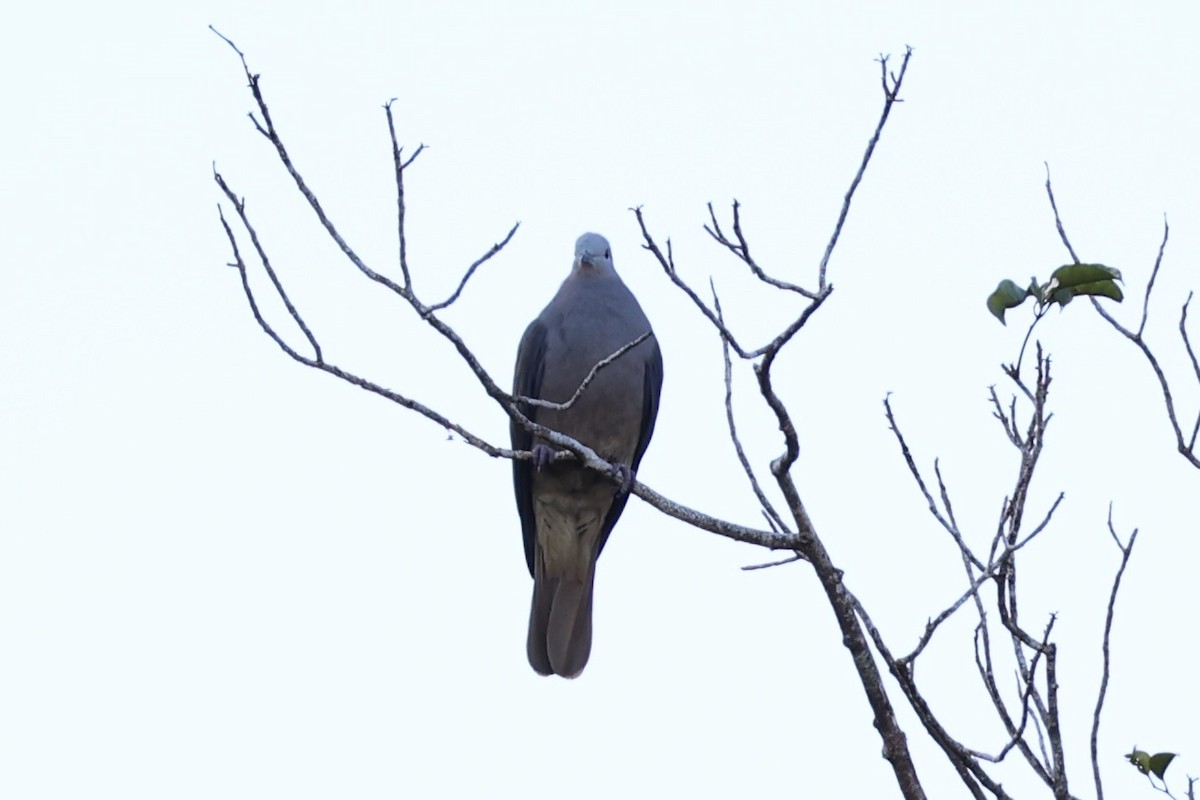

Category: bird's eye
[604, 249, 611, 259]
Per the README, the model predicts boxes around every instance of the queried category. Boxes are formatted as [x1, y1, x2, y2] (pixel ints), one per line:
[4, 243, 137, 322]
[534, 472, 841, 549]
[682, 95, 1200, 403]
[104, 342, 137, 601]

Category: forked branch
[1044, 169, 1200, 469]
[210, 28, 793, 551]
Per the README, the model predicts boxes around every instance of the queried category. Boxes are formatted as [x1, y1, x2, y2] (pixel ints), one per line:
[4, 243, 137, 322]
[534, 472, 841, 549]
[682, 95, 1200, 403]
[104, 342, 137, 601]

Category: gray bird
[511, 232, 663, 678]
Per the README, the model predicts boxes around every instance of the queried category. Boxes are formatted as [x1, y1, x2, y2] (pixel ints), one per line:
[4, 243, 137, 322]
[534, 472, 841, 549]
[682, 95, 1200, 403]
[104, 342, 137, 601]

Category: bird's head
[573, 232, 615, 275]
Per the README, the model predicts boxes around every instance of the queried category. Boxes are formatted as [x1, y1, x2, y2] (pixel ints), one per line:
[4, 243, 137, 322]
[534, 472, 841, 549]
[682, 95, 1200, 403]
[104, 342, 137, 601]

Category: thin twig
[993, 357, 1058, 764]
[1092, 295, 1200, 468]
[742, 554, 804, 571]
[977, 616, 1055, 768]
[884, 395, 984, 571]
[1138, 216, 1170, 338]
[971, 621, 1054, 782]
[1013, 305, 1050, 377]
[1044, 176, 1200, 470]
[427, 222, 522, 311]
[1043, 164, 1080, 264]
[220, 196, 788, 548]
[1179, 294, 1200, 453]
[383, 99, 423, 290]
[1044, 639, 1069, 799]
[900, 509, 1058, 664]
[215, 176, 323, 362]
[633, 48, 908, 362]
[1182, 293, 1200, 393]
[213, 28, 405, 298]
[211, 64, 791, 551]
[633, 207, 754, 357]
[216, 36, 944, 799]
[973, 350, 1060, 783]
[818, 47, 914, 289]
[215, 192, 503, 454]
[513, 332, 653, 411]
[704, 200, 819, 299]
[713, 283, 790, 534]
[847, 588, 1009, 799]
[1091, 506, 1139, 800]
[988, 386, 1023, 446]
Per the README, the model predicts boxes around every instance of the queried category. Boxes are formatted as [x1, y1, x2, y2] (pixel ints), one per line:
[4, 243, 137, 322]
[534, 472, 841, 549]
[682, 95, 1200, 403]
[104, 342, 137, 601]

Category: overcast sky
[3, 2, 1198, 798]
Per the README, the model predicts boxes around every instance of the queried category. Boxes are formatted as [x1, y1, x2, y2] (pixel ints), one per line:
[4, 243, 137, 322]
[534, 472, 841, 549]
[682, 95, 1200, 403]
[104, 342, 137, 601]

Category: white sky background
[2, 1, 1197, 797]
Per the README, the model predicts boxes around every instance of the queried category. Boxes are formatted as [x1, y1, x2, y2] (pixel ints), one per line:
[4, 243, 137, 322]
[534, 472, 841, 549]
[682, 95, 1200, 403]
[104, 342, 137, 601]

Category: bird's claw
[532, 444, 557, 471]
[610, 462, 635, 495]
[532, 446, 634, 494]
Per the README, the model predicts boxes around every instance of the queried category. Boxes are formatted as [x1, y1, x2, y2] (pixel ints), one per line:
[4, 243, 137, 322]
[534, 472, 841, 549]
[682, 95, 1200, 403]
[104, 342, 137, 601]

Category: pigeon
[511, 232, 663, 678]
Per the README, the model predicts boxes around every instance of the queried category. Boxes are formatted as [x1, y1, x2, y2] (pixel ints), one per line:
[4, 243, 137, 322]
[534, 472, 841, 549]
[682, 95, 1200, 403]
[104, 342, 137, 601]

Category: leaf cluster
[987, 264, 1124, 325]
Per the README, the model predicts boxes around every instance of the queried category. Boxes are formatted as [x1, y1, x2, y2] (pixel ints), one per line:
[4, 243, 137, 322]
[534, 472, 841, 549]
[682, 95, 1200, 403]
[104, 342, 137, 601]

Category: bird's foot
[532, 444, 558, 471]
[609, 461, 635, 495]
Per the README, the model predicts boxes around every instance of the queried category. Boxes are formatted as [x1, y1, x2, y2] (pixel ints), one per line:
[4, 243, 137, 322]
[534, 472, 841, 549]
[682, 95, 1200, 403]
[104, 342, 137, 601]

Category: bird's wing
[596, 334, 663, 557]
[511, 318, 547, 577]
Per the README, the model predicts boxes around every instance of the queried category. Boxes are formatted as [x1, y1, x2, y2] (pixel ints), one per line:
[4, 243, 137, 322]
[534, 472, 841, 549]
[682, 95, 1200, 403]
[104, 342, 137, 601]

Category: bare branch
[1012, 304, 1051, 377]
[210, 39, 1085, 800]
[633, 225, 831, 366]
[713, 284, 790, 534]
[886, 345, 1069, 788]
[1043, 180, 1200, 470]
[972, 619, 1055, 783]
[1184, 292, 1200, 389]
[788, 533, 926, 798]
[988, 386, 1024, 447]
[1039, 620, 1070, 799]
[1137, 216, 1170, 337]
[1091, 507, 1139, 800]
[704, 201, 819, 299]
[427, 222, 522, 311]
[513, 332, 653, 411]
[848, 589, 1009, 799]
[211, 67, 791, 552]
[1092, 295, 1200, 468]
[631, 478, 792, 548]
[213, 29, 405, 297]
[215, 193, 506, 455]
[817, 46, 913, 289]
[633, 50, 909, 362]
[758, 358, 804, 480]
[215, 186, 322, 363]
[900, 512, 1058, 665]
[741, 554, 804, 571]
[211, 73, 519, 419]
[987, 351, 1057, 781]
[219, 188, 788, 548]
[499, 407, 797, 549]
[1043, 164, 1080, 264]
[633, 206, 754, 357]
[967, 617, 1055, 771]
[884, 395, 984, 571]
[383, 99, 423, 290]
[644, 48, 1011, 799]
[1180, 294, 1200, 453]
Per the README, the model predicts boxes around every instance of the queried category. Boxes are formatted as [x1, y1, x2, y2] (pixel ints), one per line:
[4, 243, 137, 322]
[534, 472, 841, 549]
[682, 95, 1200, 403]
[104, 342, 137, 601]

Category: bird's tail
[527, 553, 596, 679]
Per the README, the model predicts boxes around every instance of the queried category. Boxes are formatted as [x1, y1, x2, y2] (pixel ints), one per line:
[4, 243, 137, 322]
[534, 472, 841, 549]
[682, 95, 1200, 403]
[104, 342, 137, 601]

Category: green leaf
[1126, 749, 1177, 779]
[1071, 279, 1124, 302]
[1148, 752, 1176, 780]
[987, 279, 1031, 325]
[1127, 749, 1152, 774]
[1050, 263, 1123, 289]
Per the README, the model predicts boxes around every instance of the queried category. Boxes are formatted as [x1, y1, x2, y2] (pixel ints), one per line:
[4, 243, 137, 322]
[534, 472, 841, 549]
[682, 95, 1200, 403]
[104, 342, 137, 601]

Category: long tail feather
[528, 554, 597, 678]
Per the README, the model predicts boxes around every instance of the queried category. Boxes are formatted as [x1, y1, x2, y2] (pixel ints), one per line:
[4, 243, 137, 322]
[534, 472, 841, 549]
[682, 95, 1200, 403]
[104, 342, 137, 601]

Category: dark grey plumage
[511, 232, 663, 678]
